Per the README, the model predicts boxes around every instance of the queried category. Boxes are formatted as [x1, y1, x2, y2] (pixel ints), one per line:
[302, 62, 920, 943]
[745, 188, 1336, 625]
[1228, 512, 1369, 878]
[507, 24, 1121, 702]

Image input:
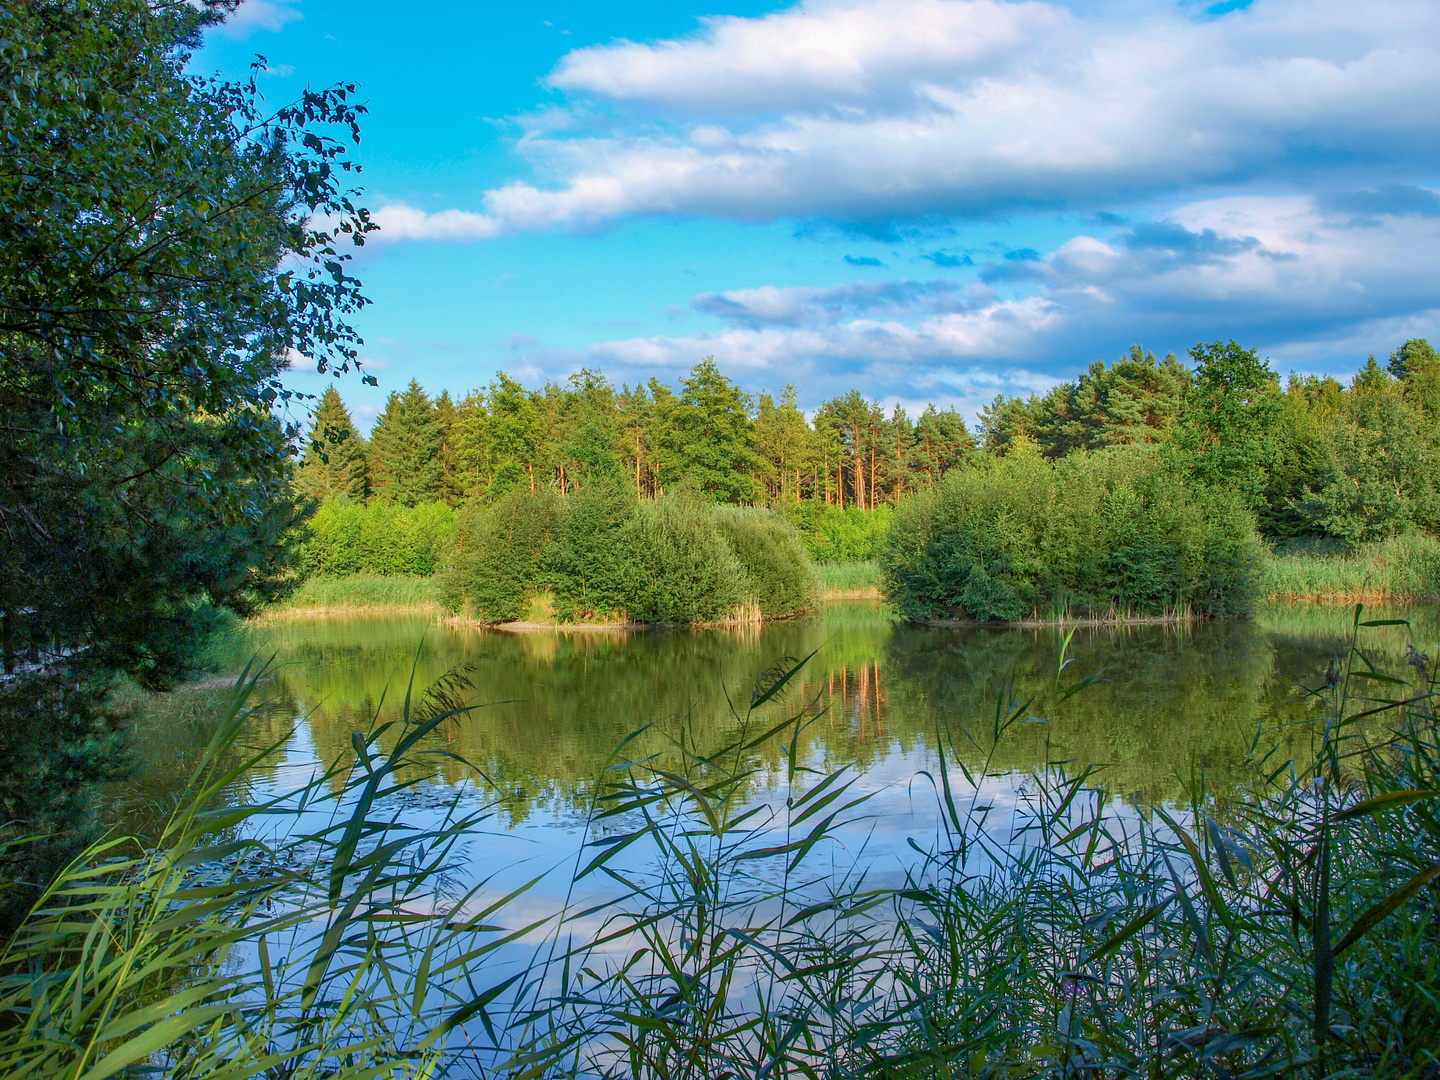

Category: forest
[296, 339, 1440, 572]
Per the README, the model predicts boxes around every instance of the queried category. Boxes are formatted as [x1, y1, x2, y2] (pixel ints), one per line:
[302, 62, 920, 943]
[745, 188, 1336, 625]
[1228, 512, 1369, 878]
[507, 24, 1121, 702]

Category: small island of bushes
[878, 444, 1264, 623]
[444, 482, 816, 626]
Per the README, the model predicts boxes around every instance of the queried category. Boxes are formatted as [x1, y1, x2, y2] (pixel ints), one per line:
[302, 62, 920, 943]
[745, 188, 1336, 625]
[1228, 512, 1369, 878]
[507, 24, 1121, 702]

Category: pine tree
[434, 390, 463, 506]
[297, 386, 369, 502]
[368, 380, 444, 506]
[668, 357, 759, 502]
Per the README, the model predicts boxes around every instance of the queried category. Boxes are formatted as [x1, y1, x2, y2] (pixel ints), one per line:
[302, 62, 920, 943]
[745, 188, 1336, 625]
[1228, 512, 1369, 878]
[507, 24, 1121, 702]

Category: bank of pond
[287, 448, 1440, 627]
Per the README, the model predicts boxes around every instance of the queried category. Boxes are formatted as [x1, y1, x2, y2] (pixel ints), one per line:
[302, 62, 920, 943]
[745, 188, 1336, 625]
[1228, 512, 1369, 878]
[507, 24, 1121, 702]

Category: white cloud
[547, 0, 1063, 115]
[508, 191, 1440, 414]
[369, 204, 503, 242]
[217, 0, 302, 38]
[405, 0, 1440, 238]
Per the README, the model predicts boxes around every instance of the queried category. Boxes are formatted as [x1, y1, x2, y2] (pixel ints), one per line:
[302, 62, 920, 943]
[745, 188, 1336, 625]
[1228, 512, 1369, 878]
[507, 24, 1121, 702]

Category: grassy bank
[4, 619, 1439, 1077]
[1260, 534, 1440, 601]
[266, 573, 444, 616]
[814, 559, 881, 599]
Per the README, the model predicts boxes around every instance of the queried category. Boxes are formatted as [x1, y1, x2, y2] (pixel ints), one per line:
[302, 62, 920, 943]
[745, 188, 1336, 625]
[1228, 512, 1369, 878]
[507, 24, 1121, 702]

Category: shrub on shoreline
[298, 497, 456, 577]
[444, 490, 817, 625]
[879, 445, 1263, 622]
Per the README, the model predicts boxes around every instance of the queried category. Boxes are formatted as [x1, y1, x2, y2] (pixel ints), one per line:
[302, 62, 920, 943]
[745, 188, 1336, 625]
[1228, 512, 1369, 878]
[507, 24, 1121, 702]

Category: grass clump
[814, 559, 880, 598]
[879, 444, 1263, 622]
[1261, 533, 1440, 601]
[271, 573, 442, 613]
[444, 488, 816, 625]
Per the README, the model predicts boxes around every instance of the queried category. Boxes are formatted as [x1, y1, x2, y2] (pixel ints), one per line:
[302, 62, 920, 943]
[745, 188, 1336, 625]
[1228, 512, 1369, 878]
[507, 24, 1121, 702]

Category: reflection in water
[210, 600, 1440, 828]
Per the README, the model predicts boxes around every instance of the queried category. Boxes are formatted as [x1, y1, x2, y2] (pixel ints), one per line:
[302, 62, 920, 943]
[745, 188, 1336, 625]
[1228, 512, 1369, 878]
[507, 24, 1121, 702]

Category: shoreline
[253, 587, 1430, 625]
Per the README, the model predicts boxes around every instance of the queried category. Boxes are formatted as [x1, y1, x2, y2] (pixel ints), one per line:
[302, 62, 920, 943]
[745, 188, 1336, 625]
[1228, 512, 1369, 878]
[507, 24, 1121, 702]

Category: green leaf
[1335, 790, 1440, 821]
[1335, 862, 1440, 957]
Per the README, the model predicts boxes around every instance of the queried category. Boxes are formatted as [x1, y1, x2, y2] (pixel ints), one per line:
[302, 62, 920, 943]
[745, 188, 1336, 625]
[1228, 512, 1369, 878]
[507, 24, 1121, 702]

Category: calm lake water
[134, 600, 1440, 902]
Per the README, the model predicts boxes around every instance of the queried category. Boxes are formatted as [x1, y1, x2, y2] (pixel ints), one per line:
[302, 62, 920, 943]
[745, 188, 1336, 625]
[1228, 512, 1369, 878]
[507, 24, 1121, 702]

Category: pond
[129, 600, 1437, 888]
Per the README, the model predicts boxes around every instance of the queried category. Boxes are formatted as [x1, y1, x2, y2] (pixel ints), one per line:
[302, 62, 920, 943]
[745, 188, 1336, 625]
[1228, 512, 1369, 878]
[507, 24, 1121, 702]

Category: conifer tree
[434, 390, 464, 506]
[668, 357, 759, 502]
[450, 390, 493, 500]
[297, 386, 368, 502]
[368, 379, 443, 505]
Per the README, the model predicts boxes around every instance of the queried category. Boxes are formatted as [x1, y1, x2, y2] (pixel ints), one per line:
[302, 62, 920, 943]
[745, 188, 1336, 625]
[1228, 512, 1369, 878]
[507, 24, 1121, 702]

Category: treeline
[299, 339, 1440, 553]
[978, 340, 1440, 545]
[296, 357, 974, 511]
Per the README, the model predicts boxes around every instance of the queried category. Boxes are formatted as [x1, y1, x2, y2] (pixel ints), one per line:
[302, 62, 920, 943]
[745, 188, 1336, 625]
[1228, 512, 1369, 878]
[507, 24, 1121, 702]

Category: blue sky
[200, 0, 1440, 431]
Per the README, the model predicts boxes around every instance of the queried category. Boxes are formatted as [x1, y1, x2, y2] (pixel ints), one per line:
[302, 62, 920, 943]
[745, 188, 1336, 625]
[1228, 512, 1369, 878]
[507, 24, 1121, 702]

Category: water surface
[225, 601, 1439, 804]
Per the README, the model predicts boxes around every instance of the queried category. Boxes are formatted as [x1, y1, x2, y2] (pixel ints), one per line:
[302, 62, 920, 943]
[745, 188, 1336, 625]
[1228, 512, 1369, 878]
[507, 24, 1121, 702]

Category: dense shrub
[443, 487, 562, 623]
[879, 445, 1262, 621]
[785, 504, 894, 562]
[299, 498, 456, 577]
[445, 490, 814, 624]
[621, 500, 747, 624]
[550, 478, 638, 621]
[710, 506, 817, 618]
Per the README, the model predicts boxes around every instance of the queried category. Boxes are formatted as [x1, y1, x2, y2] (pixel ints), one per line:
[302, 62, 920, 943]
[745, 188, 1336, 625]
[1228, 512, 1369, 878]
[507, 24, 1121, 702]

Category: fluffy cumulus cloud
[375, 0, 1440, 238]
[527, 188, 1440, 412]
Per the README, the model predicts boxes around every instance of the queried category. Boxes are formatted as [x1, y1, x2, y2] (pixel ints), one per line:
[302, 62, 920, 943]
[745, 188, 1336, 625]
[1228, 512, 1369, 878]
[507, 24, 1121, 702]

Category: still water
[219, 600, 1438, 809]
[137, 600, 1439, 901]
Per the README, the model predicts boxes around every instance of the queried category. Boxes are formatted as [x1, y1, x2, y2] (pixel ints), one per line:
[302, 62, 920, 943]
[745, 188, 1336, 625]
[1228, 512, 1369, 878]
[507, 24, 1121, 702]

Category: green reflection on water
[204, 600, 1440, 824]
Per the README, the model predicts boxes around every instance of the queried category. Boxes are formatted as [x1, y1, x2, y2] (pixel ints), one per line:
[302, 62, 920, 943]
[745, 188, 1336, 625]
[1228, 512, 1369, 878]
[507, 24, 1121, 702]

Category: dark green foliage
[444, 491, 812, 624]
[620, 500, 748, 623]
[0, 0, 370, 895]
[1299, 383, 1440, 547]
[1168, 339, 1284, 517]
[879, 446, 1262, 621]
[551, 476, 638, 620]
[661, 357, 761, 502]
[710, 506, 817, 619]
[977, 393, 1042, 456]
[0, 674, 129, 927]
[368, 380, 444, 506]
[444, 487, 563, 623]
[1035, 345, 1190, 456]
[296, 386, 369, 502]
[298, 498, 456, 577]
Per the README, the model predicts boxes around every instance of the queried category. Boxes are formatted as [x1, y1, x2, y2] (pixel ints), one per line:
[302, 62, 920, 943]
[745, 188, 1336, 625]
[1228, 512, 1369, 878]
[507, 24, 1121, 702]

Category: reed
[268, 573, 444, 615]
[814, 559, 881, 599]
[1260, 533, 1440, 601]
[5, 616, 1439, 1077]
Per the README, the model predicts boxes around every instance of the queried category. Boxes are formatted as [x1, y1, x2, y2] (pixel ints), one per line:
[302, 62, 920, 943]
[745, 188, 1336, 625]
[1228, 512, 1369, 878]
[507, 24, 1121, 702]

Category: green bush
[711, 505, 817, 619]
[443, 487, 562, 622]
[444, 491, 816, 624]
[879, 446, 1263, 621]
[550, 478, 640, 621]
[619, 500, 747, 624]
[785, 504, 894, 562]
[299, 497, 456, 576]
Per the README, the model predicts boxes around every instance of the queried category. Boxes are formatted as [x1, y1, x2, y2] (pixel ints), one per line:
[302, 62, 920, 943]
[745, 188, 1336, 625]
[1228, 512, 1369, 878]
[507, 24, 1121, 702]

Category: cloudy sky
[202, 0, 1440, 429]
